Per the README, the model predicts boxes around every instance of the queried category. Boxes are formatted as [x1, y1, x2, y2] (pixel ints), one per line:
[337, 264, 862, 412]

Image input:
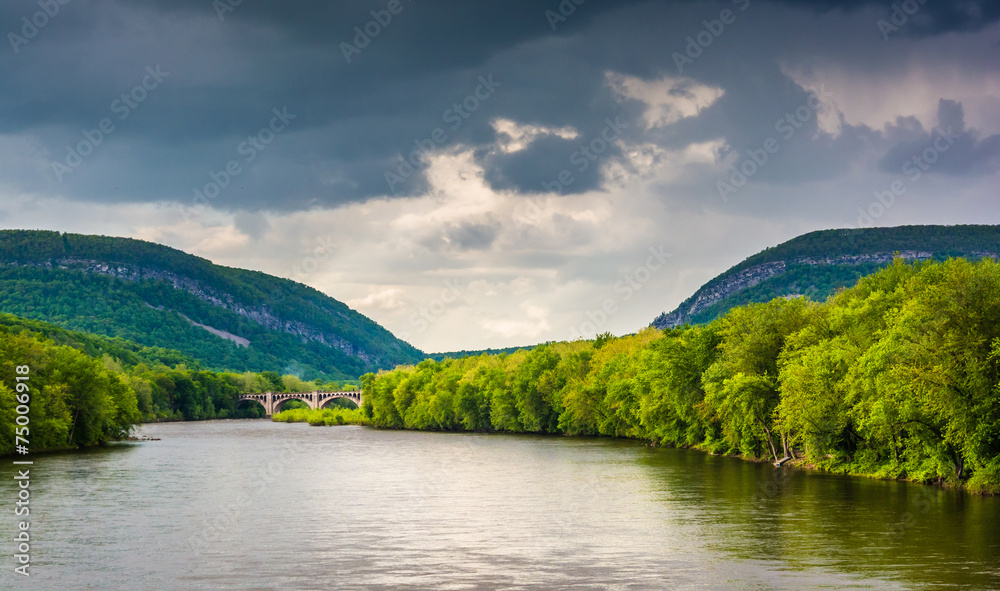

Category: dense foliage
[426, 345, 538, 361]
[272, 407, 366, 426]
[0, 330, 139, 455]
[0, 230, 424, 380]
[0, 314, 359, 453]
[363, 259, 1000, 493]
[102, 366, 355, 423]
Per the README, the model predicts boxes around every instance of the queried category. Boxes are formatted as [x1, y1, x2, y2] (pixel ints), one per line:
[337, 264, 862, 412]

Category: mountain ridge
[652, 225, 1000, 328]
[0, 230, 423, 379]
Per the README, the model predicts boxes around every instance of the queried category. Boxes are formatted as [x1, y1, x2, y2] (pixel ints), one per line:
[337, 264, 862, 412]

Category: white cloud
[606, 72, 724, 129]
[348, 288, 408, 312]
[480, 302, 551, 339]
[491, 118, 579, 153]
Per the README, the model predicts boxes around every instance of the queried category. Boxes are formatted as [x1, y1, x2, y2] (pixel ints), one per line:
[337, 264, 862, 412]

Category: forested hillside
[0, 230, 423, 380]
[0, 313, 363, 453]
[364, 258, 1000, 494]
[652, 225, 1000, 327]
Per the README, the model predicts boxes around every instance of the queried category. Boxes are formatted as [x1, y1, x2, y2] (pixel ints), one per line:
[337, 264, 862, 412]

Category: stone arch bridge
[238, 391, 363, 417]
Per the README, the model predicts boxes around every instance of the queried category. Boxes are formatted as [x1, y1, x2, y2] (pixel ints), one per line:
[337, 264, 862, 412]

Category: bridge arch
[271, 395, 315, 414]
[236, 391, 364, 418]
[319, 391, 362, 410]
[235, 394, 268, 417]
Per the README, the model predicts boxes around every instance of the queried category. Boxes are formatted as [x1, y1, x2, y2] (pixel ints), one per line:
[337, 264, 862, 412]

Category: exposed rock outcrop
[651, 251, 949, 329]
[10, 257, 378, 365]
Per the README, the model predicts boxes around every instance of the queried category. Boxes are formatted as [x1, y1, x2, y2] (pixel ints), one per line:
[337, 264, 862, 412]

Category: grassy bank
[272, 407, 367, 426]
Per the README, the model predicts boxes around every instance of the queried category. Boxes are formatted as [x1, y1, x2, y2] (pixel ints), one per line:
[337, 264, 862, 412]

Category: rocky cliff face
[651, 251, 946, 329]
[12, 257, 379, 365]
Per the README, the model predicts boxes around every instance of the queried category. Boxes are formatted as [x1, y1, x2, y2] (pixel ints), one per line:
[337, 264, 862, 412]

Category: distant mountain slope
[0, 311, 201, 370]
[0, 230, 423, 379]
[651, 225, 1000, 328]
[427, 345, 538, 361]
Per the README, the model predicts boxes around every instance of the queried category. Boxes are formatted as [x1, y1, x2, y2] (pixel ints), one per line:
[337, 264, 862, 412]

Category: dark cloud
[446, 218, 502, 251]
[480, 132, 622, 195]
[774, 0, 1000, 34]
[0, 0, 997, 214]
[879, 99, 1000, 176]
[422, 216, 502, 251]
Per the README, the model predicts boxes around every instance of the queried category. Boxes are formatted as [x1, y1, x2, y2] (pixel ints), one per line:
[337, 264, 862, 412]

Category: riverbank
[0, 437, 142, 457]
[12, 419, 997, 589]
[693, 444, 995, 494]
[272, 407, 366, 426]
[358, 259, 1000, 497]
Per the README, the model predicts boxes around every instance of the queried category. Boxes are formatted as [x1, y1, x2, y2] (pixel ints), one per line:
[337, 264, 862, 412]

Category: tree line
[0, 314, 358, 454]
[4, 256, 998, 494]
[361, 258, 1000, 494]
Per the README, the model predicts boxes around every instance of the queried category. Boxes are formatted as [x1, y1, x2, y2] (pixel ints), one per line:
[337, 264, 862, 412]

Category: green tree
[703, 298, 811, 461]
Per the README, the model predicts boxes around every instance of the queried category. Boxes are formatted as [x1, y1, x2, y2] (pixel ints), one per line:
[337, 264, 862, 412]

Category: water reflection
[0, 421, 996, 590]
[634, 447, 1000, 588]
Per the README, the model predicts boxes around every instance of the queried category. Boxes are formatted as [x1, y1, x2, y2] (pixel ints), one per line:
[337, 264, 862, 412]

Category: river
[2, 420, 998, 590]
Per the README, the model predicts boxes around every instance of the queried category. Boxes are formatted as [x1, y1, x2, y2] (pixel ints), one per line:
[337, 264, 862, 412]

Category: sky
[1, 0, 998, 353]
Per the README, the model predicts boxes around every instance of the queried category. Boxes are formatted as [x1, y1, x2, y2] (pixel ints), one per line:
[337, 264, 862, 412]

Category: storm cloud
[1, 0, 998, 350]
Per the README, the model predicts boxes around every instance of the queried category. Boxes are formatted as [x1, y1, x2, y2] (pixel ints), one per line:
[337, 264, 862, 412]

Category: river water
[1, 420, 998, 590]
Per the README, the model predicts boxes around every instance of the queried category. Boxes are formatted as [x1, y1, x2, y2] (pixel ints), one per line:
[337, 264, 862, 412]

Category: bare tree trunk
[67, 409, 81, 445]
[758, 420, 780, 463]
